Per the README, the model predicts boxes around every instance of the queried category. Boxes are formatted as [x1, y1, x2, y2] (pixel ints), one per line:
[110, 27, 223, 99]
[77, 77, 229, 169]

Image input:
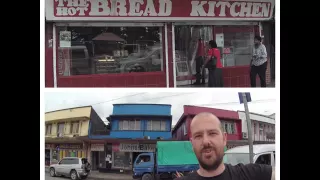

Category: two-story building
[238, 111, 275, 142]
[172, 105, 242, 149]
[86, 104, 173, 172]
[45, 106, 103, 166]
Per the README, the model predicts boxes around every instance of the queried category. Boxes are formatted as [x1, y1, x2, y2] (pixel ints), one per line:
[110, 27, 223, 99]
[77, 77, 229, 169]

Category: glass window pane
[57, 26, 163, 76]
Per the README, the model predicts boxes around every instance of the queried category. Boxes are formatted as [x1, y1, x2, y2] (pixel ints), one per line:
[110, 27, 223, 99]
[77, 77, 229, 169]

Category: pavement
[45, 167, 133, 180]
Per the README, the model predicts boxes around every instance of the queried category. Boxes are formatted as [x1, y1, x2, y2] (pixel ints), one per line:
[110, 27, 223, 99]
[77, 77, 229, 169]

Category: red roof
[172, 105, 240, 132]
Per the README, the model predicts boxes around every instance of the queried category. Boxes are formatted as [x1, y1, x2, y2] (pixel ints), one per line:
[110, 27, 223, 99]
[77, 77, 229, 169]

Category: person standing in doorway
[250, 35, 268, 87]
[204, 40, 224, 87]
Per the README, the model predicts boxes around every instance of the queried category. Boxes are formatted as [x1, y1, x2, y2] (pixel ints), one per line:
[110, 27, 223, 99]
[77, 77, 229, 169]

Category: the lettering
[53, 0, 271, 18]
[190, 1, 271, 18]
[120, 143, 155, 152]
[128, 0, 144, 16]
[239, 2, 252, 17]
[55, 0, 88, 16]
[216, 1, 230, 17]
[190, 1, 207, 16]
[158, 0, 172, 16]
[230, 2, 240, 17]
[89, 0, 110, 16]
[144, 0, 157, 16]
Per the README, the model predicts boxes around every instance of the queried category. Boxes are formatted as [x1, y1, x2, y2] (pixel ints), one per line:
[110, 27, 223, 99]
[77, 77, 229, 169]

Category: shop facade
[88, 141, 156, 172]
[45, 0, 275, 87]
[44, 143, 88, 165]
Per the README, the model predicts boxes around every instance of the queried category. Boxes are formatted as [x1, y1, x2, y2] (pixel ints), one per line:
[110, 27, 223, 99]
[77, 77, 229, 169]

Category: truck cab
[133, 152, 155, 179]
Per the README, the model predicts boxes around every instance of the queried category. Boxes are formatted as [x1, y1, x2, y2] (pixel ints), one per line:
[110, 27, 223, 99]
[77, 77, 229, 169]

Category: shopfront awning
[93, 33, 126, 42]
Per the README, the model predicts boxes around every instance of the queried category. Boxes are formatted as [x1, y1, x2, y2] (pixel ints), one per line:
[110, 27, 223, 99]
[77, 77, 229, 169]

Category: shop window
[70, 122, 79, 134]
[174, 25, 213, 76]
[147, 120, 167, 131]
[46, 124, 52, 135]
[113, 151, 131, 169]
[218, 26, 255, 67]
[56, 26, 163, 76]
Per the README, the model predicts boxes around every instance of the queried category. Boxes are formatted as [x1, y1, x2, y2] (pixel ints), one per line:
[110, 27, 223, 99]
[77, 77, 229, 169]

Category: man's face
[190, 116, 226, 171]
[254, 39, 260, 45]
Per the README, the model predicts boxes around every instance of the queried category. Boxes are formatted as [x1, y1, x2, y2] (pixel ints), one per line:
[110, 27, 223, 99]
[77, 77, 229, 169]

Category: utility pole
[242, 92, 254, 164]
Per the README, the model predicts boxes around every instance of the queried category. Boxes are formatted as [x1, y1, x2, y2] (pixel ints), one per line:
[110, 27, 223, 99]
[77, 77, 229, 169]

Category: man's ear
[223, 132, 227, 146]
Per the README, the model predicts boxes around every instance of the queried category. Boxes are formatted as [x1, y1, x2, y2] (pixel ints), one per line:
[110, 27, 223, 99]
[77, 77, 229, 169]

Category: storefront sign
[91, 144, 105, 151]
[119, 143, 155, 152]
[45, 144, 54, 149]
[59, 144, 82, 149]
[46, 0, 274, 21]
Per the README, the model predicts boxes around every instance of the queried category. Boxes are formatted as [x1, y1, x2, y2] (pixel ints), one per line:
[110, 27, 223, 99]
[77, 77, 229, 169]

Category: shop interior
[56, 26, 163, 76]
[174, 25, 255, 86]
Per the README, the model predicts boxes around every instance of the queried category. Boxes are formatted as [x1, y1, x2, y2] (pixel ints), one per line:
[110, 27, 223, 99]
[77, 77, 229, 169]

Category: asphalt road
[45, 173, 69, 180]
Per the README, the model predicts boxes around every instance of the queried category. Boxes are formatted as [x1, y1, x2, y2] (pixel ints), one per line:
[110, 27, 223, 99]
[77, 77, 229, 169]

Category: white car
[224, 144, 275, 166]
[49, 157, 91, 180]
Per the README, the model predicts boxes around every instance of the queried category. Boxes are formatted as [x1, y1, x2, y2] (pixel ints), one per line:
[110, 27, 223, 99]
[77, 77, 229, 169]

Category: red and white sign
[46, 0, 275, 21]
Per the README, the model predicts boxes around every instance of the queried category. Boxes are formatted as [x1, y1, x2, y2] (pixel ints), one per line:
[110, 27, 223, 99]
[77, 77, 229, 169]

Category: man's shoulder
[225, 163, 273, 180]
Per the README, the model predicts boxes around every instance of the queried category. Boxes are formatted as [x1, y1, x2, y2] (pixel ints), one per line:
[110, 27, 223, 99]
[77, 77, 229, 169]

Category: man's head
[190, 112, 226, 171]
[254, 35, 262, 45]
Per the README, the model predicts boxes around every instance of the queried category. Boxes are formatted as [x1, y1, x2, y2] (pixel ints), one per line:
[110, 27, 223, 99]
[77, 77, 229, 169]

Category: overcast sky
[44, 90, 277, 125]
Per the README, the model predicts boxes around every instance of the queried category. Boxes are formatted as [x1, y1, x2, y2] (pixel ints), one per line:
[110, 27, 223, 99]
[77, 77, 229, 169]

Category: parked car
[49, 157, 91, 180]
[223, 144, 275, 167]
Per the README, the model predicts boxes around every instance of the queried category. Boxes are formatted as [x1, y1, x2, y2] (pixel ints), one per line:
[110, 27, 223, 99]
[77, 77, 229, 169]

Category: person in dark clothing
[174, 112, 275, 180]
[250, 35, 268, 87]
[194, 38, 206, 85]
[204, 40, 224, 87]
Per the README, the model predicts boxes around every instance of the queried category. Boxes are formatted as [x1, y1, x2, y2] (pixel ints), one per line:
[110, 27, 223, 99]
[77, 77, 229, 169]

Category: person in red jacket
[204, 40, 224, 87]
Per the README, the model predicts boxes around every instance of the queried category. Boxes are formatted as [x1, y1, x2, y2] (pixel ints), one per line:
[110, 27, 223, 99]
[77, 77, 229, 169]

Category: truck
[133, 141, 199, 180]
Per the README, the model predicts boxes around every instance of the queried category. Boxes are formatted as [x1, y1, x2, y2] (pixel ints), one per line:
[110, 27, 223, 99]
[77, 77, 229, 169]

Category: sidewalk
[45, 167, 133, 180]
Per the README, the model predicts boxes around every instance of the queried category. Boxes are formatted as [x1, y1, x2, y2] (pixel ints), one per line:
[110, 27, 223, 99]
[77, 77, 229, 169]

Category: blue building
[88, 104, 173, 172]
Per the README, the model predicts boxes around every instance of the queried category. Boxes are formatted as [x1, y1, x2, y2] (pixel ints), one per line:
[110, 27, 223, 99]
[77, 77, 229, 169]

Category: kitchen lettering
[55, 0, 173, 16]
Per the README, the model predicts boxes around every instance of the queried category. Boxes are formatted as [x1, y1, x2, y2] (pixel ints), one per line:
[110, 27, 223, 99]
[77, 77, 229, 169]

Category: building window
[46, 124, 52, 135]
[147, 120, 167, 131]
[183, 123, 187, 135]
[57, 123, 65, 136]
[119, 120, 141, 130]
[221, 121, 237, 134]
[70, 122, 80, 134]
[56, 26, 163, 76]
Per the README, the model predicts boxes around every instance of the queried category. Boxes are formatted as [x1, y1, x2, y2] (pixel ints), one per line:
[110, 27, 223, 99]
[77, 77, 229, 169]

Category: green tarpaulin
[157, 141, 199, 166]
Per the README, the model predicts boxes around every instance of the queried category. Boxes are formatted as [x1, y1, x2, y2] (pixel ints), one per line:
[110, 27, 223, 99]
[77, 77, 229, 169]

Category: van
[224, 144, 275, 167]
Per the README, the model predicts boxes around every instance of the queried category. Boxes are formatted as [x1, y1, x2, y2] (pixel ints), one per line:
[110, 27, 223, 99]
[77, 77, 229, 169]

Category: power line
[139, 92, 196, 101]
[195, 99, 276, 107]
[90, 92, 147, 106]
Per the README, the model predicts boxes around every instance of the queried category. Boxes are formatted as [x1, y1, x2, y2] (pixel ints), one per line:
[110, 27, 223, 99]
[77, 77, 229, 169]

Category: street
[45, 172, 132, 180]
[45, 173, 68, 180]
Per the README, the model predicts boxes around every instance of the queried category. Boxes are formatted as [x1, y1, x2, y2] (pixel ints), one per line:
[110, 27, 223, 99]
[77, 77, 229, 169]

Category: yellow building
[45, 106, 102, 165]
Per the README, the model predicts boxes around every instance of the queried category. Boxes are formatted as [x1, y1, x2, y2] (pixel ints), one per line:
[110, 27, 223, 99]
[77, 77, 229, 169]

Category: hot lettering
[55, 0, 172, 17]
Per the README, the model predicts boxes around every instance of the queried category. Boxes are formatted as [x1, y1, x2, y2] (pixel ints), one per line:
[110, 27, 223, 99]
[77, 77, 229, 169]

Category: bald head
[190, 112, 223, 135]
[189, 112, 226, 172]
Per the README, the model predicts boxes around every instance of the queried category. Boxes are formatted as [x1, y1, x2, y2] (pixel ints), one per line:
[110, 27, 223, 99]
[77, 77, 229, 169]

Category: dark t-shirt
[174, 164, 272, 180]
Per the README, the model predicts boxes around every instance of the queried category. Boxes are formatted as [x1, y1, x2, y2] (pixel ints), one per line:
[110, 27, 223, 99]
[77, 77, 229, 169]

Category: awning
[93, 32, 126, 42]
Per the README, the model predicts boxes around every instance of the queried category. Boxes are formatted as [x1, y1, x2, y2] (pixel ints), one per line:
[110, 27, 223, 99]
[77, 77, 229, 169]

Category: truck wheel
[142, 173, 153, 180]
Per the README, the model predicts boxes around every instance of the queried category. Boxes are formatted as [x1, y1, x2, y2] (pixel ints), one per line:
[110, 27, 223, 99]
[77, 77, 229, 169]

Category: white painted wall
[238, 111, 275, 141]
